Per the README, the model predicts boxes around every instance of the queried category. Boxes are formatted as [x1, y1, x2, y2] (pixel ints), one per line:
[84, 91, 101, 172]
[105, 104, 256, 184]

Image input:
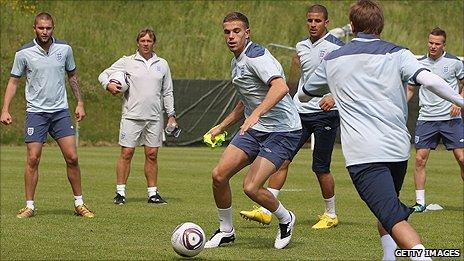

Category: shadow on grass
[39, 208, 73, 216]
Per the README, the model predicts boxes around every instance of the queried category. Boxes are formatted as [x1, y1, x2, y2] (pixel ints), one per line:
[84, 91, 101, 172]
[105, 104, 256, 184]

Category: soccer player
[204, 12, 302, 249]
[298, 0, 463, 260]
[406, 27, 464, 213]
[1, 12, 94, 218]
[240, 4, 343, 230]
[98, 28, 178, 205]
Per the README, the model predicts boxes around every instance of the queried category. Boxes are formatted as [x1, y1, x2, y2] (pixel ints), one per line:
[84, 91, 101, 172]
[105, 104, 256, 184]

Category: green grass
[1, 146, 462, 260]
[1, 1, 463, 144]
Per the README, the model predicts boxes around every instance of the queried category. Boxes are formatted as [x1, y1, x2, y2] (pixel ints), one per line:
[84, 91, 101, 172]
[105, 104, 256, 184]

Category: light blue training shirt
[231, 41, 301, 132]
[294, 33, 344, 114]
[303, 33, 427, 166]
[11, 37, 76, 113]
[413, 52, 464, 121]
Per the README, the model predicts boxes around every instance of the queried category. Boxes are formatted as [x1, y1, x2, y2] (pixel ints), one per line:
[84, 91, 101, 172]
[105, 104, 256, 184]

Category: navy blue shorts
[415, 119, 464, 150]
[25, 109, 75, 143]
[230, 128, 302, 170]
[346, 161, 413, 234]
[295, 111, 340, 174]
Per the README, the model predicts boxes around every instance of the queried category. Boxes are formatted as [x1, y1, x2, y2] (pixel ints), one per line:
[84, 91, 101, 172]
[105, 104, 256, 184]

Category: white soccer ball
[108, 71, 129, 93]
[171, 222, 206, 257]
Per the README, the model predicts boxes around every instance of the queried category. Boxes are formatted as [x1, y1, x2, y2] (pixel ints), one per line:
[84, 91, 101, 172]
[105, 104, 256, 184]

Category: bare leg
[144, 146, 159, 187]
[56, 135, 82, 196]
[117, 147, 135, 185]
[24, 142, 43, 200]
[452, 148, 464, 180]
[316, 172, 335, 199]
[267, 160, 289, 190]
[242, 156, 280, 212]
[414, 149, 430, 190]
[212, 145, 250, 209]
[390, 220, 422, 249]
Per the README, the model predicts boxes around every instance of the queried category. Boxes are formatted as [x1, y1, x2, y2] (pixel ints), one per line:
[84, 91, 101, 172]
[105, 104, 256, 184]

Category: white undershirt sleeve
[416, 70, 464, 107]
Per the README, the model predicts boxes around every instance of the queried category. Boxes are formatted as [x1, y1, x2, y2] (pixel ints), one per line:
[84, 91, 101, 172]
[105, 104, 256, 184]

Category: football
[171, 222, 206, 257]
[108, 71, 129, 93]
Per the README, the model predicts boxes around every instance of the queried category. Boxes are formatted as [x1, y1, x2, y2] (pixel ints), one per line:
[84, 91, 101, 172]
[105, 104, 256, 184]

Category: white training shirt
[231, 41, 301, 132]
[303, 33, 427, 166]
[294, 33, 344, 114]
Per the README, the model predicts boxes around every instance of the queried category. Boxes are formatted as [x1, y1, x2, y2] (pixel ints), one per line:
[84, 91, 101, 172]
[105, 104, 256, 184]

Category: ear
[325, 19, 330, 27]
[245, 28, 251, 39]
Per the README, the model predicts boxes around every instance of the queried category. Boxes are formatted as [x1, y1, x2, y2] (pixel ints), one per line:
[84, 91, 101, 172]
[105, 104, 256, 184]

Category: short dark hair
[223, 12, 249, 28]
[308, 4, 328, 20]
[136, 28, 156, 43]
[430, 27, 446, 43]
[349, 0, 384, 35]
[34, 12, 54, 26]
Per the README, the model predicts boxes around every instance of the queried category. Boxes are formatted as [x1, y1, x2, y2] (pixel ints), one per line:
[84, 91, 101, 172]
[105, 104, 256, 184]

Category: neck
[310, 31, 327, 43]
[140, 52, 153, 60]
[429, 52, 443, 60]
[37, 38, 52, 52]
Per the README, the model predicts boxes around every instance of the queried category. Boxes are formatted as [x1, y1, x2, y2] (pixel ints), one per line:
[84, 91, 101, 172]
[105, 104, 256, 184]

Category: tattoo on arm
[69, 74, 83, 102]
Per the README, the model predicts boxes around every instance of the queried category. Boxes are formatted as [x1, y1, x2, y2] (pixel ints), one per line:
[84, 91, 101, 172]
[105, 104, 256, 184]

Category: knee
[243, 182, 258, 199]
[456, 155, 464, 167]
[212, 167, 228, 188]
[145, 150, 158, 162]
[65, 154, 79, 167]
[415, 155, 427, 168]
[26, 155, 40, 168]
[120, 150, 134, 161]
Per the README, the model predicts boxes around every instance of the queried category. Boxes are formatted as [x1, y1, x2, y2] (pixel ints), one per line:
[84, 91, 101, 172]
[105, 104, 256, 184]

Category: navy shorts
[230, 128, 302, 170]
[346, 161, 413, 234]
[415, 119, 464, 150]
[295, 111, 340, 174]
[25, 109, 75, 143]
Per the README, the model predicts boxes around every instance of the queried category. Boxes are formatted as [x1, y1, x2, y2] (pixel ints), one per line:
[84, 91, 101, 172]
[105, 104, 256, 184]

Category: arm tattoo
[69, 74, 84, 102]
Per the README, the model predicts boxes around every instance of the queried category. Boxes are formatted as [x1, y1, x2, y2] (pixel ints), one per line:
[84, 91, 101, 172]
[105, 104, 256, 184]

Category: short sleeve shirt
[303, 33, 427, 166]
[231, 41, 301, 132]
[11, 37, 75, 113]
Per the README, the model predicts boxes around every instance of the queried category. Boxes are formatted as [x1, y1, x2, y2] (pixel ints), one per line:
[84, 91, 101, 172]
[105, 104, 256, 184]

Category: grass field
[1, 146, 462, 260]
[1, 1, 463, 144]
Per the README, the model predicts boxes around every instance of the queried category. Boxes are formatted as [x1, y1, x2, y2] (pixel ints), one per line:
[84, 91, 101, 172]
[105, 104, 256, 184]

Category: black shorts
[292, 111, 339, 174]
[347, 161, 413, 233]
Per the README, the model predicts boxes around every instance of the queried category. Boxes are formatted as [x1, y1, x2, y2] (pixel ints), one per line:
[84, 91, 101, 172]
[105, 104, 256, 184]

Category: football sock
[415, 190, 425, 206]
[410, 244, 431, 261]
[148, 187, 157, 197]
[324, 195, 336, 218]
[380, 234, 397, 261]
[260, 188, 280, 215]
[74, 195, 83, 207]
[116, 184, 126, 197]
[218, 207, 233, 232]
[273, 202, 291, 224]
[26, 200, 35, 210]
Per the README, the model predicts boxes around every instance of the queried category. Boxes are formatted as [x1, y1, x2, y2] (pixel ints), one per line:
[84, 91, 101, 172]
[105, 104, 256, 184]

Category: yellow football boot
[17, 207, 35, 218]
[74, 204, 95, 218]
[311, 213, 338, 229]
[240, 206, 272, 225]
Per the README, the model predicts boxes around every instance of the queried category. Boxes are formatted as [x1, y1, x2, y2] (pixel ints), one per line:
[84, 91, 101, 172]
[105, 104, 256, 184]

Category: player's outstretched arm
[67, 71, 86, 122]
[240, 77, 288, 135]
[416, 70, 464, 108]
[1, 77, 20, 125]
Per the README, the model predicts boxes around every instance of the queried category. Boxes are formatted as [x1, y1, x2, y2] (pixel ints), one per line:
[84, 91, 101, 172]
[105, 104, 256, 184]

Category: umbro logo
[459, 139, 464, 143]
[324, 126, 332, 130]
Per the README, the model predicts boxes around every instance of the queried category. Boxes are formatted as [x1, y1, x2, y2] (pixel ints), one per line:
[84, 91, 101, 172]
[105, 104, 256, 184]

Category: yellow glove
[203, 128, 227, 148]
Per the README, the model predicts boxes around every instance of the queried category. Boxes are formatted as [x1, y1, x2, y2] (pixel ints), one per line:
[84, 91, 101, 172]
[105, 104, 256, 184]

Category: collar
[236, 40, 253, 61]
[309, 32, 331, 46]
[135, 51, 159, 62]
[352, 32, 380, 42]
[33, 37, 55, 53]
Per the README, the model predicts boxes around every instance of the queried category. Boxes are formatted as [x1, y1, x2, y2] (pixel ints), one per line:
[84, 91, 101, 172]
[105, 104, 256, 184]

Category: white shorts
[119, 118, 163, 148]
